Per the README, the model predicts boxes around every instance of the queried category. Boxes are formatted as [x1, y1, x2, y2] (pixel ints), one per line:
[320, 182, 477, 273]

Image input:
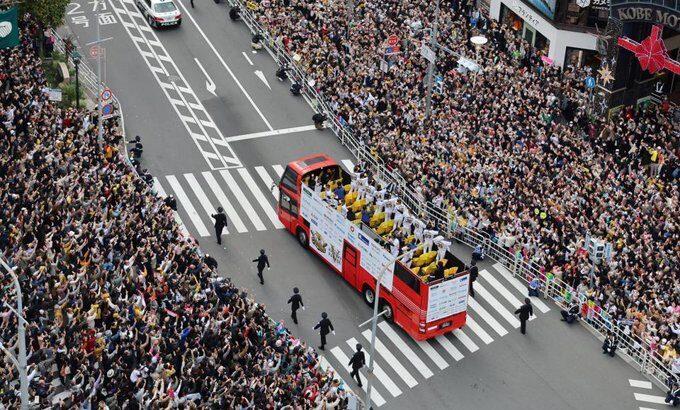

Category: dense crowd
[246, 0, 679, 364]
[0, 18, 351, 409]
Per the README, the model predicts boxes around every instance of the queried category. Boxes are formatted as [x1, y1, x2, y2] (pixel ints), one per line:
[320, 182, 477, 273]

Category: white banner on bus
[300, 185, 394, 291]
[426, 274, 469, 323]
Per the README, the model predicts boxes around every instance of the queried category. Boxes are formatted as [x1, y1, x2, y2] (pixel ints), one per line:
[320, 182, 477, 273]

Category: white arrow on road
[194, 58, 217, 97]
[254, 70, 271, 90]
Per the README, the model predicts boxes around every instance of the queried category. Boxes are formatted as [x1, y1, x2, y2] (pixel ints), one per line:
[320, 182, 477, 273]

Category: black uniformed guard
[514, 298, 534, 335]
[211, 207, 228, 245]
[287, 287, 305, 324]
[348, 343, 366, 387]
[313, 312, 335, 350]
[469, 260, 479, 297]
[252, 249, 270, 285]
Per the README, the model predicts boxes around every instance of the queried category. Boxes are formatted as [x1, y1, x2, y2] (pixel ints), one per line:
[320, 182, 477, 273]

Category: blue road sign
[585, 76, 596, 89]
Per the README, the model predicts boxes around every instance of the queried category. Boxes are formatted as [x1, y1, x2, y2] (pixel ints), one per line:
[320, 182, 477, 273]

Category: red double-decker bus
[277, 154, 469, 341]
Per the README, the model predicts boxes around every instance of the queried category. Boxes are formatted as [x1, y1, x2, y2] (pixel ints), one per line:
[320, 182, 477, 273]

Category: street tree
[22, 0, 71, 28]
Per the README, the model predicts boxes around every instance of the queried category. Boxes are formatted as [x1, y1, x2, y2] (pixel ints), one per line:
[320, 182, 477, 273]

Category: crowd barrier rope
[228, 1, 676, 390]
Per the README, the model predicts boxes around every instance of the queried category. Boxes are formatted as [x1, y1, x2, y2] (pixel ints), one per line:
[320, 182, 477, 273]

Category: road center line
[175, 1, 273, 131]
[224, 125, 318, 142]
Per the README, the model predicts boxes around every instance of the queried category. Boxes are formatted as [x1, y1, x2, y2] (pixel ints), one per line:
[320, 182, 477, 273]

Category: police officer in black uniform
[287, 287, 305, 324]
[348, 343, 366, 387]
[252, 249, 270, 285]
[211, 207, 228, 245]
[313, 312, 335, 350]
[514, 298, 534, 335]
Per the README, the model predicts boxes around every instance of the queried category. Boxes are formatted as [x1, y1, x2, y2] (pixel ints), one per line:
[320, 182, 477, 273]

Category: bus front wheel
[363, 286, 375, 306]
[379, 300, 394, 323]
[297, 228, 308, 248]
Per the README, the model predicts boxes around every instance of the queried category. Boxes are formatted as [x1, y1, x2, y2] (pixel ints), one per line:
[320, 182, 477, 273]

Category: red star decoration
[618, 25, 680, 75]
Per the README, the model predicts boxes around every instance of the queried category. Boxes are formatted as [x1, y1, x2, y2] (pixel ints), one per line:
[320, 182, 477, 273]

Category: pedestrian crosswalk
[153, 161, 357, 238]
[629, 378, 667, 409]
[323, 267, 551, 408]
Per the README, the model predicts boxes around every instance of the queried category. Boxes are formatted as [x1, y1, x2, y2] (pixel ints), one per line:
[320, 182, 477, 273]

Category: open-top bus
[277, 154, 469, 340]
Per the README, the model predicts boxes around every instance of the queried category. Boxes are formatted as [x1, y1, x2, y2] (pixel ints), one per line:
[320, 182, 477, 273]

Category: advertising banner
[427, 274, 469, 323]
[0, 7, 19, 50]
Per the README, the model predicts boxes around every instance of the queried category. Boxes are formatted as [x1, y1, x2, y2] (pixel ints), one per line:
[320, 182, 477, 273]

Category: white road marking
[465, 316, 494, 345]
[254, 70, 271, 90]
[435, 335, 464, 361]
[242, 51, 254, 65]
[201, 172, 248, 233]
[629, 379, 653, 389]
[479, 269, 535, 321]
[237, 168, 285, 229]
[361, 329, 417, 388]
[152, 177, 167, 197]
[468, 298, 508, 337]
[254, 166, 278, 199]
[378, 322, 433, 378]
[194, 58, 217, 96]
[330, 347, 386, 407]
[110, 0, 241, 169]
[452, 328, 479, 353]
[493, 263, 551, 313]
[174, 0, 273, 130]
[184, 173, 228, 234]
[475, 282, 521, 328]
[342, 159, 356, 172]
[224, 125, 318, 143]
[219, 170, 266, 231]
[346, 338, 402, 397]
[638, 407, 660, 410]
[272, 165, 285, 178]
[634, 393, 667, 404]
[416, 339, 449, 370]
[165, 175, 209, 237]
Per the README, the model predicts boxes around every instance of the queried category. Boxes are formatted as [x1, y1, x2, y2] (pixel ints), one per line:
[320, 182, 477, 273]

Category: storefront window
[564, 47, 601, 68]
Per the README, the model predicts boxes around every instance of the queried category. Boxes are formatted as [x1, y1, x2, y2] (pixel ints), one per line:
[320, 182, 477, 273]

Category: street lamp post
[470, 36, 488, 89]
[72, 50, 81, 109]
[363, 247, 418, 407]
[0, 258, 28, 410]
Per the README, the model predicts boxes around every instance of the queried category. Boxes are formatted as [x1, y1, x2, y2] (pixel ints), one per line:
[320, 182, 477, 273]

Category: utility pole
[424, 0, 441, 119]
[0, 258, 28, 410]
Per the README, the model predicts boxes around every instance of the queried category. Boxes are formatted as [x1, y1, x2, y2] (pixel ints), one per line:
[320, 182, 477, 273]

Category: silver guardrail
[229, 1, 676, 389]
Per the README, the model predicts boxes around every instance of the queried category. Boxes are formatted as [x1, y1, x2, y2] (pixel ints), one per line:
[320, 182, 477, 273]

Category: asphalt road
[62, 1, 670, 409]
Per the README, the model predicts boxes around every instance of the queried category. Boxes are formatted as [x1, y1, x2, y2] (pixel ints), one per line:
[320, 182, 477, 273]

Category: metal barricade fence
[228, 1, 675, 389]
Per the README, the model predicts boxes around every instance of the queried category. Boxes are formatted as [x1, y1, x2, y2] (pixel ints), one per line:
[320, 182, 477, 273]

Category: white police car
[136, 0, 182, 28]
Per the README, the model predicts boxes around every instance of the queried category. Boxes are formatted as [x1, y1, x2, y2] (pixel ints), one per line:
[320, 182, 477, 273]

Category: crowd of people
[245, 0, 679, 365]
[0, 17, 351, 409]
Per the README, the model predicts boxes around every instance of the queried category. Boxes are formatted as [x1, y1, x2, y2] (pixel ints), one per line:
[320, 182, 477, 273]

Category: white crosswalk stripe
[474, 282, 521, 328]
[464, 316, 494, 344]
[330, 347, 387, 407]
[346, 338, 402, 397]
[165, 175, 210, 237]
[272, 164, 285, 178]
[479, 269, 536, 321]
[153, 177, 167, 197]
[629, 379, 653, 389]
[219, 170, 267, 231]
[416, 339, 449, 370]
[361, 329, 418, 388]
[493, 263, 551, 313]
[452, 328, 479, 353]
[201, 172, 248, 233]
[184, 173, 229, 235]
[468, 298, 508, 336]
[254, 166, 278, 199]
[634, 393, 667, 404]
[237, 168, 285, 229]
[435, 335, 464, 361]
[378, 322, 433, 378]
